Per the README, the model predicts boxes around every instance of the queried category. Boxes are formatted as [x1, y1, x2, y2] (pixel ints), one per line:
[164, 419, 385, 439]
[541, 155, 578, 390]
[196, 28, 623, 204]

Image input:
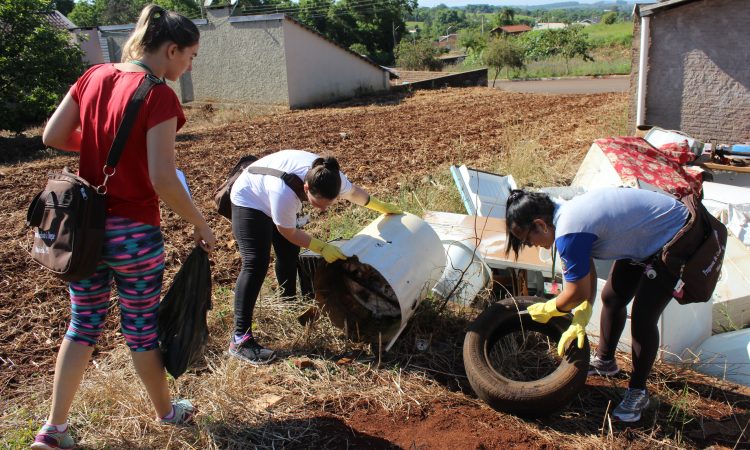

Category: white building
[100, 7, 391, 108]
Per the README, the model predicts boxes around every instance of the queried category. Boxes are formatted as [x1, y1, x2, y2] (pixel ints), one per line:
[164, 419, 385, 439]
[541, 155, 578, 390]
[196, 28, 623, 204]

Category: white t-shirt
[229, 150, 354, 228]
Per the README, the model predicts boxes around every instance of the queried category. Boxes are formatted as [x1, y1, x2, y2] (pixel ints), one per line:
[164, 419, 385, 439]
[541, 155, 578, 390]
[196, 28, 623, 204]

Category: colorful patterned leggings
[66, 216, 164, 352]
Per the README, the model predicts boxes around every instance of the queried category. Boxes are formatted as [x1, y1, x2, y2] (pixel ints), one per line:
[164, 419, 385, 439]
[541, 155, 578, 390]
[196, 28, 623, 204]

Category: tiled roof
[498, 25, 532, 33]
[43, 10, 76, 30]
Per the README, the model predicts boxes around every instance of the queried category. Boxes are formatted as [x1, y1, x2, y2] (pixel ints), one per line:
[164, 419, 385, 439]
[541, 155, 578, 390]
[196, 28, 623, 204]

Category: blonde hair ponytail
[121, 4, 199, 63]
[121, 4, 163, 62]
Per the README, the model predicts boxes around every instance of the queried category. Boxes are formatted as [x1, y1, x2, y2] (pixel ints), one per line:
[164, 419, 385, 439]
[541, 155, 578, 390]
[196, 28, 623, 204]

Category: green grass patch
[582, 21, 634, 47]
[459, 45, 631, 80]
[0, 417, 37, 449]
[518, 54, 630, 78]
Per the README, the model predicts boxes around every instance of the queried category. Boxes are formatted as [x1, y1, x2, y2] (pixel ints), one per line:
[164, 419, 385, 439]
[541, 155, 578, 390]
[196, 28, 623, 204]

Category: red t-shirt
[70, 64, 186, 226]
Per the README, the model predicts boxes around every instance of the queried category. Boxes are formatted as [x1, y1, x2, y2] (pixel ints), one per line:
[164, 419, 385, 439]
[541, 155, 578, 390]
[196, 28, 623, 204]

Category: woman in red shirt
[32, 5, 214, 449]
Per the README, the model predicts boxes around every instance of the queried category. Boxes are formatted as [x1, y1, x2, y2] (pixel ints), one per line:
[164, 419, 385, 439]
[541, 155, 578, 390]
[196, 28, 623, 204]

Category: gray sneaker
[612, 388, 650, 422]
[229, 336, 277, 365]
[160, 399, 196, 425]
[588, 354, 620, 376]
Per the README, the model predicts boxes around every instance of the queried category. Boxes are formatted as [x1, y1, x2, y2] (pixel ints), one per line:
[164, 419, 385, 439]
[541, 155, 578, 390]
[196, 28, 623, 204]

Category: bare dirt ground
[1, 88, 748, 449]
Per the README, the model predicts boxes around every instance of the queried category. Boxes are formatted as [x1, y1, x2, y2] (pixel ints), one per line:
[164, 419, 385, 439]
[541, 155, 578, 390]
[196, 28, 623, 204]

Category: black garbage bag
[158, 246, 212, 379]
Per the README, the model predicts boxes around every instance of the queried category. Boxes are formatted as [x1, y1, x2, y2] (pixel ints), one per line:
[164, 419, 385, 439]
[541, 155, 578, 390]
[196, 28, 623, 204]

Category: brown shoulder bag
[660, 194, 728, 304]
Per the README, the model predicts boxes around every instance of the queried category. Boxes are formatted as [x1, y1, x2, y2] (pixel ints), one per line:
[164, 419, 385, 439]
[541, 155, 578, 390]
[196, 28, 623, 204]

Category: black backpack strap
[105, 74, 163, 169]
[246, 167, 307, 203]
[26, 190, 45, 227]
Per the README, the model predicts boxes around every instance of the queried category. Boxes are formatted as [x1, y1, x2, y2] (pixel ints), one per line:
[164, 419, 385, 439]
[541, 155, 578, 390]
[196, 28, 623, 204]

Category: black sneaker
[228, 337, 277, 365]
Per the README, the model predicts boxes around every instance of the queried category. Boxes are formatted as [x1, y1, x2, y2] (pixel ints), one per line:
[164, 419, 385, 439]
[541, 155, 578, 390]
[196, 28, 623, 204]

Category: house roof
[43, 10, 76, 30]
[637, 0, 702, 16]
[491, 24, 532, 34]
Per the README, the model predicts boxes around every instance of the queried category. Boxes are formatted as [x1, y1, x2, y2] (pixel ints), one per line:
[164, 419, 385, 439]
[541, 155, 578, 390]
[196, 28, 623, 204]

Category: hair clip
[508, 190, 523, 203]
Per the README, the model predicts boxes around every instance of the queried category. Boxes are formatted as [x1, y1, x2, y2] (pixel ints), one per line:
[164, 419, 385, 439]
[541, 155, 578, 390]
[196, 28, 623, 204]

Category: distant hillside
[523, 1, 640, 10]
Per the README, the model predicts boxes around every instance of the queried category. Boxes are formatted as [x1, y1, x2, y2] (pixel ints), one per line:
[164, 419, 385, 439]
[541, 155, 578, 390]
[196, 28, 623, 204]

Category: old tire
[463, 296, 590, 417]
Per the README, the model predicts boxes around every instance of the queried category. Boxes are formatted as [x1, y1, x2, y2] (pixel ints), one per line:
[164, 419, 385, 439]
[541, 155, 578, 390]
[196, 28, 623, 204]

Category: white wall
[282, 19, 389, 108]
[191, 11, 289, 105]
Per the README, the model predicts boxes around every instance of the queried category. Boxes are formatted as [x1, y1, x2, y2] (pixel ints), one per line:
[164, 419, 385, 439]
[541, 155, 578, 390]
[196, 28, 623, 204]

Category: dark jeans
[231, 204, 300, 336]
[597, 257, 678, 389]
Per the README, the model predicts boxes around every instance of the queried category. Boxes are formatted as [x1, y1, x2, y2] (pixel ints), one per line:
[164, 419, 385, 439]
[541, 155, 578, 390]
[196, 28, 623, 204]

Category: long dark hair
[305, 156, 341, 199]
[505, 189, 555, 259]
[121, 4, 200, 62]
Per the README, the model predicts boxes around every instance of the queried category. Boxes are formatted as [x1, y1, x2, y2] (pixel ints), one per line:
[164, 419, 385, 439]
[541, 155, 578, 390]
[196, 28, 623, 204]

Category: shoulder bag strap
[245, 167, 307, 203]
[97, 74, 163, 193]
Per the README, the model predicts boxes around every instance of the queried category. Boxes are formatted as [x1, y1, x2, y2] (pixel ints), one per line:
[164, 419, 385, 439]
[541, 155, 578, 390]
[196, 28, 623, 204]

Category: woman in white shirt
[228, 149, 401, 364]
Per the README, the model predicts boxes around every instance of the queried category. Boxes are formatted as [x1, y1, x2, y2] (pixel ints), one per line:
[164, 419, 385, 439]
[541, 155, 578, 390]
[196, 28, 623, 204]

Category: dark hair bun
[305, 155, 342, 200]
[322, 156, 340, 173]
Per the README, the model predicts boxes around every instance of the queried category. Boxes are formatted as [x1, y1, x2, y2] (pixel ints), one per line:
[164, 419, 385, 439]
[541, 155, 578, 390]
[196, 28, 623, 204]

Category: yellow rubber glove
[557, 300, 592, 357]
[365, 196, 403, 215]
[308, 238, 348, 263]
[527, 298, 568, 324]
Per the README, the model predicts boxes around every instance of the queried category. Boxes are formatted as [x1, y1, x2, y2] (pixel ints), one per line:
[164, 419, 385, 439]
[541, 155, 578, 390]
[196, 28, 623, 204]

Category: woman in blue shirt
[505, 187, 688, 422]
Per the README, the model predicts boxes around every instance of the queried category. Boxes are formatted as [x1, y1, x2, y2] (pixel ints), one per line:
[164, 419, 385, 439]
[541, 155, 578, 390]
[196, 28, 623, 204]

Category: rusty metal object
[314, 256, 402, 343]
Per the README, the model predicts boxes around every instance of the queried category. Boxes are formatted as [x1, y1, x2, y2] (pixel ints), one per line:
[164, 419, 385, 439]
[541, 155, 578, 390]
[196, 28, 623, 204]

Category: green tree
[430, 7, 464, 37]
[0, 0, 85, 132]
[395, 39, 441, 71]
[602, 11, 617, 25]
[69, 0, 201, 27]
[68, 0, 103, 27]
[53, 0, 75, 15]
[520, 26, 593, 73]
[484, 36, 525, 85]
[557, 26, 593, 72]
[495, 6, 515, 26]
[458, 28, 486, 54]
[295, 0, 416, 65]
[349, 43, 369, 57]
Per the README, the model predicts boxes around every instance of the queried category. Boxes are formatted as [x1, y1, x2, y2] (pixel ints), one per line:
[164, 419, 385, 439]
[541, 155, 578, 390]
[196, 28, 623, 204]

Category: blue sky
[417, 0, 608, 7]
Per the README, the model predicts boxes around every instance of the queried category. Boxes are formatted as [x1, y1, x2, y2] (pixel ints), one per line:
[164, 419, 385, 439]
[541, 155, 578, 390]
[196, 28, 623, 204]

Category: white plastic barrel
[314, 213, 445, 351]
[693, 329, 750, 387]
[432, 240, 491, 306]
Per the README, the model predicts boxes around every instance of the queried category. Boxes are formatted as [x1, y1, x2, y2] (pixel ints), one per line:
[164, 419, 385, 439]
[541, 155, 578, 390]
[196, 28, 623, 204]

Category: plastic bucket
[432, 240, 491, 306]
[314, 213, 445, 350]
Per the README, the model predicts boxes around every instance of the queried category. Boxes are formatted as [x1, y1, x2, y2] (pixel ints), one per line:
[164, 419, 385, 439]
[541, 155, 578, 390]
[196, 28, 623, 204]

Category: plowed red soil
[2, 87, 748, 449]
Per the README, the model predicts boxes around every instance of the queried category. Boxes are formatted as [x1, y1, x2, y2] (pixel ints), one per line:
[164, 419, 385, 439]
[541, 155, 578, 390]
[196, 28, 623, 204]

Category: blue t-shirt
[554, 188, 688, 282]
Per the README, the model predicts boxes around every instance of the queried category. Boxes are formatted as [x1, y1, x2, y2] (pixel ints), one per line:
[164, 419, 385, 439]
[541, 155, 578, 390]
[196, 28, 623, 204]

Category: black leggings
[231, 204, 300, 336]
[597, 257, 678, 389]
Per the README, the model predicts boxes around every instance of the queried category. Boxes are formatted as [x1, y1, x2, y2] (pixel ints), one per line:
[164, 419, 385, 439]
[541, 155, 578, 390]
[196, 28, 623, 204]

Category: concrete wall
[101, 10, 390, 108]
[634, 0, 750, 143]
[282, 20, 389, 108]
[626, 15, 640, 134]
[190, 10, 289, 105]
[73, 29, 104, 65]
